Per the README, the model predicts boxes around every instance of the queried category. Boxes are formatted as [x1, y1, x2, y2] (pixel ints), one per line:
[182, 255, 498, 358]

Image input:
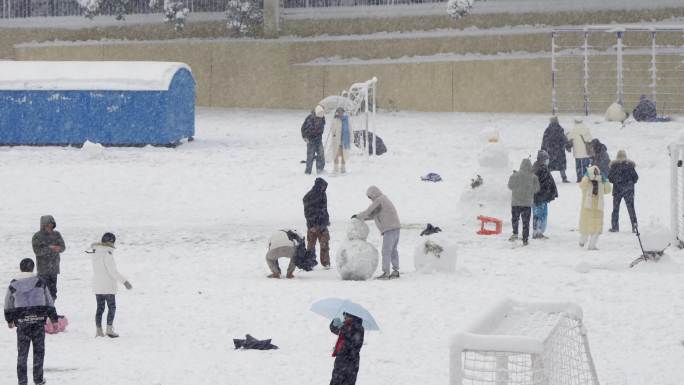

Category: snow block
[413, 234, 457, 273]
[0, 61, 195, 146]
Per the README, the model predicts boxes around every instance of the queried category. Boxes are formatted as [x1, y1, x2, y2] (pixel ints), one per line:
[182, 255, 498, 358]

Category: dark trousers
[305, 141, 325, 174]
[611, 188, 637, 230]
[95, 294, 117, 327]
[511, 206, 532, 241]
[307, 227, 330, 267]
[17, 323, 45, 385]
[575, 158, 591, 182]
[39, 274, 58, 301]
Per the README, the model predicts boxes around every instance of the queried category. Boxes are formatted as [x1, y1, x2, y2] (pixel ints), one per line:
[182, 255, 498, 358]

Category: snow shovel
[629, 224, 668, 268]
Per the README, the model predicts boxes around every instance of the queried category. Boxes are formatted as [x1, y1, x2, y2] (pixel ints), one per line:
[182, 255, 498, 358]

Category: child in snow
[327, 107, 352, 174]
[507, 159, 540, 246]
[329, 312, 364, 385]
[32, 215, 66, 302]
[532, 150, 558, 239]
[88, 232, 132, 338]
[608, 150, 639, 233]
[590, 139, 610, 179]
[4, 258, 58, 385]
[579, 166, 612, 250]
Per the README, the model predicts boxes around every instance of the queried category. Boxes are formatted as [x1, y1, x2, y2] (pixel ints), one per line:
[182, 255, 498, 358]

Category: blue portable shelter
[0, 61, 195, 146]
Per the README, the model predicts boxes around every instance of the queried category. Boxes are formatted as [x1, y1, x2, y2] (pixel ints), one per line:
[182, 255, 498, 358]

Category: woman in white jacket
[89, 232, 132, 338]
[326, 107, 352, 174]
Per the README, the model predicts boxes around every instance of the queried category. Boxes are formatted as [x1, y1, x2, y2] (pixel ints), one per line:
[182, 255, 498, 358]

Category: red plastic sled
[477, 216, 502, 235]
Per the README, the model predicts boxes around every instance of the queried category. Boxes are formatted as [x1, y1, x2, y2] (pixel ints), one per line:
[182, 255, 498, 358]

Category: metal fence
[282, 0, 446, 8]
[0, 0, 227, 18]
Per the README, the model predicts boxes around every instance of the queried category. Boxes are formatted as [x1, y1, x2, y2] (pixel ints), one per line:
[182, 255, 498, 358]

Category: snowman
[459, 129, 511, 223]
[413, 224, 458, 273]
[335, 219, 380, 280]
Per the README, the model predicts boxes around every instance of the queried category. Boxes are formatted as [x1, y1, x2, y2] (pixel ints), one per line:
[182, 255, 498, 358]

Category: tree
[446, 0, 474, 20]
[225, 0, 263, 37]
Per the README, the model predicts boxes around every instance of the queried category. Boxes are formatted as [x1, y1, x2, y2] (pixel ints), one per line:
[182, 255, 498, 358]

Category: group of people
[507, 116, 640, 248]
[301, 106, 353, 175]
[4, 215, 132, 385]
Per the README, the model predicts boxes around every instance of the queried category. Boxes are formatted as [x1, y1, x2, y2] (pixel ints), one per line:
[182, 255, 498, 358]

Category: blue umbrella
[310, 298, 380, 331]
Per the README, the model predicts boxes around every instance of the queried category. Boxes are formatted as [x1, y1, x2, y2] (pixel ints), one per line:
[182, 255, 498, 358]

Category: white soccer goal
[670, 142, 684, 248]
[450, 298, 600, 385]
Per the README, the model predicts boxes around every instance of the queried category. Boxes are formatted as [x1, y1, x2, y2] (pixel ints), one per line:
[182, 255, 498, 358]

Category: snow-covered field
[0, 108, 683, 385]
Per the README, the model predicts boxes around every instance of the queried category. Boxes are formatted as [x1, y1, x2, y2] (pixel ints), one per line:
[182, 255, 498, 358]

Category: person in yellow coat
[579, 165, 612, 250]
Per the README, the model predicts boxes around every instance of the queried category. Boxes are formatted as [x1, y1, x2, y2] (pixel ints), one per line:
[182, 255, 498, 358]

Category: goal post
[450, 298, 600, 385]
[670, 142, 684, 248]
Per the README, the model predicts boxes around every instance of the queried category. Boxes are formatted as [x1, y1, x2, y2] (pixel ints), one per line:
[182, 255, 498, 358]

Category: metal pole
[670, 144, 679, 247]
[651, 31, 657, 109]
[617, 31, 624, 105]
[551, 31, 557, 115]
[372, 79, 377, 157]
[583, 31, 589, 116]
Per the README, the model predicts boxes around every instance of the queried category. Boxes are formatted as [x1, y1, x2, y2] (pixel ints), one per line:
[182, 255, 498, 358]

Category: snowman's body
[335, 219, 380, 280]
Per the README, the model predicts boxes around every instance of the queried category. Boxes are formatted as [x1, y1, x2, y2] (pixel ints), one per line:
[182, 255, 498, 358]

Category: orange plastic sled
[477, 216, 502, 235]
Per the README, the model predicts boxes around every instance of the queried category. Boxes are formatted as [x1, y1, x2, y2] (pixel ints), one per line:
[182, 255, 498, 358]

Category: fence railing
[282, 0, 446, 8]
[0, 0, 227, 18]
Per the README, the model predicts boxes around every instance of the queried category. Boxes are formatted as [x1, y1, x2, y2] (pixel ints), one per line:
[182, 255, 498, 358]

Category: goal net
[450, 299, 600, 385]
[670, 142, 684, 248]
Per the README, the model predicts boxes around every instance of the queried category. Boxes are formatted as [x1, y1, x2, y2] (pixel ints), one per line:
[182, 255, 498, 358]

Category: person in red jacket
[329, 313, 365, 385]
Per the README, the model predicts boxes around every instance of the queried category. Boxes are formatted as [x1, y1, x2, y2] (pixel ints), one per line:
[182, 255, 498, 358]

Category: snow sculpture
[335, 219, 379, 281]
[459, 130, 510, 223]
[414, 233, 457, 273]
[446, 0, 474, 19]
[605, 102, 628, 122]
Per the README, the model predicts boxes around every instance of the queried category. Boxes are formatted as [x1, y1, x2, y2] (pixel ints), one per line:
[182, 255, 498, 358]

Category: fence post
[616, 31, 624, 106]
[263, 0, 280, 38]
[551, 31, 557, 115]
[583, 30, 589, 116]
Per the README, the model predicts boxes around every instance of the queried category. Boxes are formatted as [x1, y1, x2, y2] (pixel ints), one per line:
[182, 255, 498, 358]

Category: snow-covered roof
[0, 61, 191, 91]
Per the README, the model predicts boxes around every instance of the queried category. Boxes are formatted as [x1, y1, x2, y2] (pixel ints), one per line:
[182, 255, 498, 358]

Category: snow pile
[413, 233, 458, 273]
[335, 219, 379, 281]
[80, 140, 106, 159]
[605, 102, 628, 122]
[639, 222, 671, 252]
[446, 0, 473, 19]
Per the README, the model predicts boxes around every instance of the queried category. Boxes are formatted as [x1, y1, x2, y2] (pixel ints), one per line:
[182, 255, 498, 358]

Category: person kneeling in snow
[329, 313, 364, 385]
[4, 258, 58, 385]
[88, 233, 132, 338]
[265, 230, 305, 279]
[353, 186, 401, 279]
[579, 166, 612, 250]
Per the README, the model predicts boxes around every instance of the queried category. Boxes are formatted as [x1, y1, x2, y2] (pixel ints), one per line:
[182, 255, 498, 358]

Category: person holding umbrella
[329, 312, 364, 385]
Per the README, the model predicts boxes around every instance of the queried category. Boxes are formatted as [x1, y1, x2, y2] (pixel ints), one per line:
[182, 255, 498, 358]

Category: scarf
[332, 320, 350, 357]
[584, 178, 604, 211]
[340, 116, 351, 150]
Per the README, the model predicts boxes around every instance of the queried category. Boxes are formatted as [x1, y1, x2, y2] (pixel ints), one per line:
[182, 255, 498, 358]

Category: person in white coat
[566, 118, 593, 182]
[88, 233, 132, 338]
[326, 107, 352, 174]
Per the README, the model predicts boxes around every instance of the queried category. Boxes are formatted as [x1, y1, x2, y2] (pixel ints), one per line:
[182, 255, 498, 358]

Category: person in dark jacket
[590, 139, 611, 178]
[608, 150, 639, 233]
[4, 258, 58, 385]
[329, 312, 364, 385]
[541, 116, 569, 183]
[532, 150, 558, 239]
[632, 95, 657, 122]
[31, 215, 66, 301]
[303, 178, 330, 268]
[301, 105, 326, 175]
[508, 159, 540, 246]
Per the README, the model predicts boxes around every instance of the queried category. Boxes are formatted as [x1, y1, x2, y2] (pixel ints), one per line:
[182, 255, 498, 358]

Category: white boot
[96, 327, 104, 337]
[106, 325, 119, 338]
[588, 234, 600, 250]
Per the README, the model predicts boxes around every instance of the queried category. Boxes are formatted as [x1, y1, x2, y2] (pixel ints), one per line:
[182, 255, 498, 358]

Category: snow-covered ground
[0, 108, 683, 385]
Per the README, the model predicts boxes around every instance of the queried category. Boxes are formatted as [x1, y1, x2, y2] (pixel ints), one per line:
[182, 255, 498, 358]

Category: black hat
[101, 232, 116, 244]
[19, 258, 35, 273]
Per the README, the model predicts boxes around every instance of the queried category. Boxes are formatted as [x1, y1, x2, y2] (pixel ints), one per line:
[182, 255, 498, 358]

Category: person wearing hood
[566, 118, 593, 182]
[508, 158, 540, 245]
[532, 150, 558, 239]
[579, 165, 612, 250]
[265, 229, 303, 279]
[31, 215, 66, 302]
[327, 107, 352, 174]
[541, 116, 570, 183]
[329, 312, 364, 385]
[590, 139, 611, 178]
[608, 150, 639, 233]
[632, 95, 657, 122]
[301, 105, 326, 175]
[303, 178, 331, 268]
[4, 258, 58, 385]
[354, 186, 401, 279]
[87, 233, 132, 338]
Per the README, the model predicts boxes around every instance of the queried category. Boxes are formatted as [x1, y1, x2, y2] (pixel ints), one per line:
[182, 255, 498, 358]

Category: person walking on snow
[329, 312, 364, 385]
[301, 105, 326, 175]
[32, 215, 65, 302]
[303, 178, 331, 268]
[579, 165, 612, 250]
[532, 150, 558, 239]
[327, 107, 352, 174]
[566, 118, 593, 182]
[508, 158, 540, 246]
[608, 150, 639, 233]
[88, 233, 132, 338]
[541, 116, 570, 183]
[590, 139, 611, 179]
[353, 186, 401, 279]
[4, 258, 58, 385]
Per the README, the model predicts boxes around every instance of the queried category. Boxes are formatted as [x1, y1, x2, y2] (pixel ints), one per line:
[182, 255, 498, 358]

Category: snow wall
[0, 61, 195, 146]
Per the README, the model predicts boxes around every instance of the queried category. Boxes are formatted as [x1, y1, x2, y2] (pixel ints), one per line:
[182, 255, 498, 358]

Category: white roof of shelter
[0, 61, 191, 91]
